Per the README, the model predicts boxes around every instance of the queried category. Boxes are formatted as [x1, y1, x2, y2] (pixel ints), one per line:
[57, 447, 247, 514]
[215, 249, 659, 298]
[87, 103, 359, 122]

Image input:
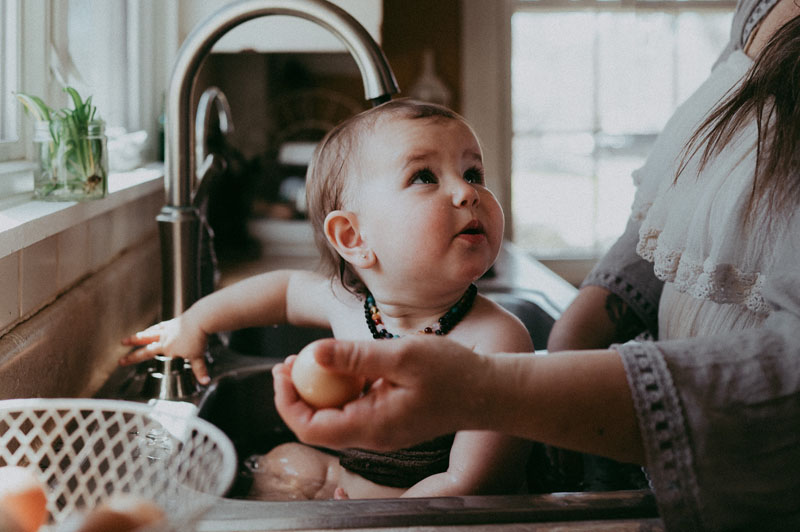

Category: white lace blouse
[581, 3, 800, 528]
[629, 49, 796, 339]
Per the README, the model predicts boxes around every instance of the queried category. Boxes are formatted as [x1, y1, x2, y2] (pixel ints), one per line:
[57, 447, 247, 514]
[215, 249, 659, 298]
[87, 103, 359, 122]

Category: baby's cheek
[484, 194, 505, 234]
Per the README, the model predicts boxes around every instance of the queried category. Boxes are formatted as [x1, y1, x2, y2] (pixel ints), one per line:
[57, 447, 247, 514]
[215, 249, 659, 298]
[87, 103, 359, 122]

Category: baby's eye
[464, 167, 484, 184]
[410, 168, 438, 184]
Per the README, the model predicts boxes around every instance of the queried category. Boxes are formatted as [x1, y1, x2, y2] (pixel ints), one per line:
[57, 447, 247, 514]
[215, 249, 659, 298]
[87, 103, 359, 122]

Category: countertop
[199, 490, 663, 531]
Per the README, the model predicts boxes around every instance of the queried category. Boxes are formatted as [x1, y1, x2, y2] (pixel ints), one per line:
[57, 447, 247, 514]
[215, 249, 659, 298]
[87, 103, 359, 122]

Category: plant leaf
[64, 86, 84, 112]
[14, 92, 52, 121]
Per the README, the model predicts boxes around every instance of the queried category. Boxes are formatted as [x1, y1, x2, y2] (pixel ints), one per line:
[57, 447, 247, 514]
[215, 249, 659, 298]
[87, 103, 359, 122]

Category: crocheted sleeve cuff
[582, 217, 663, 336]
[614, 341, 703, 531]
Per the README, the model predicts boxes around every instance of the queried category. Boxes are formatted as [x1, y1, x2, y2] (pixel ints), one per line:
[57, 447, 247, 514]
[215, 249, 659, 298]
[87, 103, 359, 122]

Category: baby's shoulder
[457, 295, 534, 354]
[286, 271, 361, 325]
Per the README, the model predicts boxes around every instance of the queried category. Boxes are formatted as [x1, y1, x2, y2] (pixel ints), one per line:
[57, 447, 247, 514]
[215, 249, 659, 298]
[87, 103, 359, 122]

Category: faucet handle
[141, 355, 199, 401]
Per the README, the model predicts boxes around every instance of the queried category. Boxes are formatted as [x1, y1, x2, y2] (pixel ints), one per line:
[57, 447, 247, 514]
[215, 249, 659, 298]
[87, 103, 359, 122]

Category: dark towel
[338, 434, 456, 488]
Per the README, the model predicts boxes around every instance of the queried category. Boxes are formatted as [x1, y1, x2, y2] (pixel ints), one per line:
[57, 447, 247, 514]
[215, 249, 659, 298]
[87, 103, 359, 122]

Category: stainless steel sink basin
[97, 292, 568, 497]
[227, 323, 332, 358]
[195, 361, 291, 497]
[193, 359, 660, 529]
[191, 292, 563, 498]
[96, 245, 661, 528]
[96, 290, 660, 527]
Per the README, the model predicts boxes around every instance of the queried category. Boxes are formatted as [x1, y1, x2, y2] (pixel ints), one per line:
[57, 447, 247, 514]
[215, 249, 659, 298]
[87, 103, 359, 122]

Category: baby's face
[351, 116, 504, 291]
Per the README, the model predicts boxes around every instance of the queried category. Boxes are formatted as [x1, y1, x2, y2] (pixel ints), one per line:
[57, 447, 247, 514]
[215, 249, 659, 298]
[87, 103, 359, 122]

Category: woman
[273, 1, 800, 529]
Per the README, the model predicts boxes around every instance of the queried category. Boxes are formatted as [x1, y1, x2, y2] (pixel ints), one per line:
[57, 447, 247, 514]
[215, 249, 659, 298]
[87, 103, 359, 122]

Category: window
[509, 0, 735, 258]
[0, 0, 36, 163]
[0, 0, 166, 195]
[0, 0, 19, 148]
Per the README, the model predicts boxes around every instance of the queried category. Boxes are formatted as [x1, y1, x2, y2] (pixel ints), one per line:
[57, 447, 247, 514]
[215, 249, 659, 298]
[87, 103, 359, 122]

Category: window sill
[0, 163, 164, 259]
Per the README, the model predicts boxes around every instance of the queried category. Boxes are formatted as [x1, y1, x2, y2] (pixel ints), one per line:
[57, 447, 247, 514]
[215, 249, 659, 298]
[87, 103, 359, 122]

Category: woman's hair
[305, 98, 466, 294]
[678, 14, 800, 223]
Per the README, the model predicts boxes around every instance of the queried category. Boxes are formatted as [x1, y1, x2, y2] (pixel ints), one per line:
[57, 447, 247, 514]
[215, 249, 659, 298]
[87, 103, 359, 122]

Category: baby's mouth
[456, 220, 486, 241]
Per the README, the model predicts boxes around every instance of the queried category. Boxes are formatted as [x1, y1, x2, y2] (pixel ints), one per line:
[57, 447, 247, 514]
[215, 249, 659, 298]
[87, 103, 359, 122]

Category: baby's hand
[120, 317, 210, 385]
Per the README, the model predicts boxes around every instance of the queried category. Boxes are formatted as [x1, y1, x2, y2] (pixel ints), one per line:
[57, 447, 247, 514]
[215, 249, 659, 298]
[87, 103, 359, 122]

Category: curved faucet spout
[154, 0, 398, 400]
[165, 0, 398, 209]
[160, 0, 398, 320]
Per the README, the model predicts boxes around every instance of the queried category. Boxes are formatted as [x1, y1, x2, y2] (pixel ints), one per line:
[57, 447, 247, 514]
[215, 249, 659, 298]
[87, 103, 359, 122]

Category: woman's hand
[275, 336, 644, 464]
[273, 336, 491, 451]
[120, 316, 210, 384]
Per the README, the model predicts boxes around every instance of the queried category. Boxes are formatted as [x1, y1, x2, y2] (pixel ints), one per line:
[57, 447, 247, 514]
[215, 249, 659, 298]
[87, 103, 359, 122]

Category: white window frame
[0, 0, 47, 165]
[0, 0, 21, 159]
[0, 0, 171, 198]
[461, 0, 736, 252]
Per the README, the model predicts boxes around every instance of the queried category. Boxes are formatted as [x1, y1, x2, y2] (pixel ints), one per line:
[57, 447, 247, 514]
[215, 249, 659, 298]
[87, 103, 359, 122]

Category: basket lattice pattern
[0, 398, 236, 531]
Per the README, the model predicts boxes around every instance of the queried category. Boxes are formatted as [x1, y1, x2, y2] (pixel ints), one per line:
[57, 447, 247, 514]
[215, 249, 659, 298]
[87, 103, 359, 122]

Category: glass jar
[34, 119, 108, 201]
[32, 120, 58, 199]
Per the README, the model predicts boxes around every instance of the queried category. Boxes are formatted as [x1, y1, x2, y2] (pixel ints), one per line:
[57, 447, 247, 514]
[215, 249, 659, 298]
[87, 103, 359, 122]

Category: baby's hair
[305, 98, 469, 294]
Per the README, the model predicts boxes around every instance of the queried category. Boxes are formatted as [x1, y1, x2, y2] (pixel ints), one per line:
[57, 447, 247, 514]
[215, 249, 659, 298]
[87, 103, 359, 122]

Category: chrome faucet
[150, 0, 399, 400]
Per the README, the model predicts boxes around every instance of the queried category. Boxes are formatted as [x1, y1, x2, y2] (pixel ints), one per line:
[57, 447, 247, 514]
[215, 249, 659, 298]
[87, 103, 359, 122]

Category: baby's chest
[327, 303, 378, 341]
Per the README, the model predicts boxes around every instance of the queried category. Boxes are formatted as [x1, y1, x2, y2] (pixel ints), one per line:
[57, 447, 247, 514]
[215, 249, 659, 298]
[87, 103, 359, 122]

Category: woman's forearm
[273, 338, 645, 466]
[548, 285, 647, 351]
[476, 349, 645, 464]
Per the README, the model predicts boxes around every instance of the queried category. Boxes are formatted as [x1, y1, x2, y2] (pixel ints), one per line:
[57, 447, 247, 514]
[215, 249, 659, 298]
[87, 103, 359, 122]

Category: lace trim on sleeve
[582, 270, 660, 335]
[615, 341, 703, 531]
[637, 228, 771, 315]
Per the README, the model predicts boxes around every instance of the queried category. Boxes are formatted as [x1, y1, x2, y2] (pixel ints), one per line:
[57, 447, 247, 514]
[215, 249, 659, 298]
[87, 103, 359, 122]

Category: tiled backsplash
[0, 171, 165, 398]
[0, 173, 163, 335]
[0, 237, 161, 398]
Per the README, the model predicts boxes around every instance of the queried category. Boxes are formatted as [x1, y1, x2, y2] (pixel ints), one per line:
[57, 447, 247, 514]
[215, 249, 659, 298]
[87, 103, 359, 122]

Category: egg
[290, 344, 365, 408]
[67, 494, 164, 532]
[0, 466, 48, 532]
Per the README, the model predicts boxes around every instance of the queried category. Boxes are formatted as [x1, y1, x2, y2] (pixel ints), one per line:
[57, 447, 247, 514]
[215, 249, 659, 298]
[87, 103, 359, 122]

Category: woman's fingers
[272, 361, 312, 420]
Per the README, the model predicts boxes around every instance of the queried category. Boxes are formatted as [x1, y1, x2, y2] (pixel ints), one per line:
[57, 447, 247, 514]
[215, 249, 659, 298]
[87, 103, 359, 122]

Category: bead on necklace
[364, 284, 478, 339]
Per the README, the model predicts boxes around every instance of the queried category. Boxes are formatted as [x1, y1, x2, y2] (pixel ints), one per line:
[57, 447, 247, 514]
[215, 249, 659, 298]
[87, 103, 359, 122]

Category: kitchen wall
[382, 0, 462, 111]
[0, 182, 164, 399]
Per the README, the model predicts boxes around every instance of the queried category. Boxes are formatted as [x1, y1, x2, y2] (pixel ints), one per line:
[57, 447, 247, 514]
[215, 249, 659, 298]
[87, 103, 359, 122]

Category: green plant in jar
[15, 87, 108, 200]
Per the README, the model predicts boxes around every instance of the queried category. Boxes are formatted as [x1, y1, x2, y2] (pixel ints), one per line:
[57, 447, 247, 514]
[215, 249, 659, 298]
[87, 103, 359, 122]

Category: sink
[227, 323, 332, 358]
[97, 292, 567, 496]
[95, 244, 661, 528]
[195, 362, 293, 497]
[95, 291, 660, 528]
[191, 292, 568, 498]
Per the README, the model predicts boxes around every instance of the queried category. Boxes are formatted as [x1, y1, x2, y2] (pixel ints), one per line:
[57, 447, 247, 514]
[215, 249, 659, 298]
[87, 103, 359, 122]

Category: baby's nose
[452, 181, 480, 207]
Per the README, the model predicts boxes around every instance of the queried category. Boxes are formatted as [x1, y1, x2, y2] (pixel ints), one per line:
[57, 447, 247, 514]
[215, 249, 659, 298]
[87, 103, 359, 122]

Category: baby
[121, 99, 534, 499]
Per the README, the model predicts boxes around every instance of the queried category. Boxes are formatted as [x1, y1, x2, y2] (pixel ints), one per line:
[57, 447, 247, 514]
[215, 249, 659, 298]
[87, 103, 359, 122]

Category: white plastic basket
[0, 398, 236, 531]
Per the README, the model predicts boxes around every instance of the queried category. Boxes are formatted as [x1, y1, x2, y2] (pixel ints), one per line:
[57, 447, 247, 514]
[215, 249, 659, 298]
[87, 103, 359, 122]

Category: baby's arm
[401, 302, 534, 497]
[121, 269, 332, 382]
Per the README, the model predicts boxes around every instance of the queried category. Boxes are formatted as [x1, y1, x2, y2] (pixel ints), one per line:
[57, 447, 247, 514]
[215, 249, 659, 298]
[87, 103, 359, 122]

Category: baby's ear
[323, 210, 375, 269]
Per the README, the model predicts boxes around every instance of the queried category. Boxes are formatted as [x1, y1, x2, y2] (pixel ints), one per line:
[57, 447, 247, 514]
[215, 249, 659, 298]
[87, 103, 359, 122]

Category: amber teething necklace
[364, 284, 478, 339]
